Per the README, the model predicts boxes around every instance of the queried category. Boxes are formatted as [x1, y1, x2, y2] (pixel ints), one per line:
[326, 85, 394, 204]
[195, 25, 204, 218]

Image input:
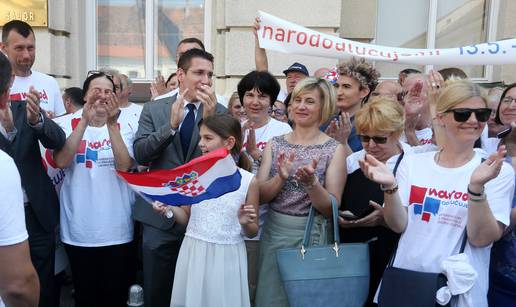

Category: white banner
[257, 11, 516, 65]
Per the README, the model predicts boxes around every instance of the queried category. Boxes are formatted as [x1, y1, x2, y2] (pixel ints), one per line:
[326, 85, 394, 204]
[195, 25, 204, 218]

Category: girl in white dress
[154, 114, 259, 307]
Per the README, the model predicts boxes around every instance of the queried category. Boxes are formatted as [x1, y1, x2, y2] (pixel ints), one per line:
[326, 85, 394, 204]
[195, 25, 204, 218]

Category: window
[93, 0, 205, 80]
[375, 0, 496, 80]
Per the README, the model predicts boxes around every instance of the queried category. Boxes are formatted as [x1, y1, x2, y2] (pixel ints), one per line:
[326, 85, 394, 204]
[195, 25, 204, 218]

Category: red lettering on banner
[275, 28, 285, 41]
[287, 29, 297, 43]
[297, 32, 307, 45]
[336, 42, 345, 51]
[348, 43, 354, 54]
[322, 38, 333, 49]
[262, 26, 274, 40]
[309, 34, 320, 47]
[368, 49, 378, 56]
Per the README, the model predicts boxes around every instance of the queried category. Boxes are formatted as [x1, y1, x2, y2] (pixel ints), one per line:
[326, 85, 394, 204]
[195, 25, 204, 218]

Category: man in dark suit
[0, 52, 65, 307]
[133, 48, 227, 307]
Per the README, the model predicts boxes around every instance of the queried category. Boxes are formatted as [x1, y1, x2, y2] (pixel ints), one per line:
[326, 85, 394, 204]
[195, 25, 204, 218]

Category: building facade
[2, 0, 514, 102]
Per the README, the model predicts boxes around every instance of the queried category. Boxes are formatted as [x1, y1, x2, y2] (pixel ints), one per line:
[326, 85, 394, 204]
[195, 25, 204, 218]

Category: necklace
[435, 147, 474, 166]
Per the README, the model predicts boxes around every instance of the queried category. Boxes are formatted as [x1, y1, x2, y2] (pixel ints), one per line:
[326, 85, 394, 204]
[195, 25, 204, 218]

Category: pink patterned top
[268, 135, 339, 216]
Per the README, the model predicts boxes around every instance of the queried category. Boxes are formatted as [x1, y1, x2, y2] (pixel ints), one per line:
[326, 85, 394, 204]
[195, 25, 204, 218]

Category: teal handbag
[276, 194, 370, 307]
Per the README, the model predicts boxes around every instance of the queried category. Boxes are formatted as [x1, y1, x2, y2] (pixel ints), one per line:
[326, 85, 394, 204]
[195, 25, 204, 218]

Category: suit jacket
[0, 101, 66, 232]
[133, 93, 227, 231]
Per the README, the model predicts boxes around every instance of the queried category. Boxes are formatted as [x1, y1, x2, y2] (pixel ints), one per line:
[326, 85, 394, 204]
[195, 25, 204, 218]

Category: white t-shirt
[400, 127, 433, 145]
[9, 70, 65, 116]
[243, 118, 292, 156]
[119, 102, 143, 134]
[481, 136, 500, 156]
[58, 114, 135, 247]
[242, 118, 292, 240]
[393, 151, 514, 306]
[0, 150, 28, 307]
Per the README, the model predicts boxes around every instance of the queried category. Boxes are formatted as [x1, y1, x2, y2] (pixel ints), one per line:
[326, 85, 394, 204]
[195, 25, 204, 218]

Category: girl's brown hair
[200, 114, 252, 171]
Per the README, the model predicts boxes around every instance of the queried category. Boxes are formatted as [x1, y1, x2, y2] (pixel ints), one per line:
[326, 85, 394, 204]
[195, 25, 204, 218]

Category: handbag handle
[300, 193, 340, 259]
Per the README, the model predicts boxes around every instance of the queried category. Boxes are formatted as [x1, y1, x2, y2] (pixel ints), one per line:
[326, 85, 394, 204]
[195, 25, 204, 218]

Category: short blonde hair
[355, 97, 405, 137]
[291, 77, 336, 124]
[436, 79, 487, 113]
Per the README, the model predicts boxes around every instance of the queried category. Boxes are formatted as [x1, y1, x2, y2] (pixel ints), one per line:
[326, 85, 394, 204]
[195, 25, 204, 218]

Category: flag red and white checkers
[257, 11, 516, 65]
[117, 148, 241, 206]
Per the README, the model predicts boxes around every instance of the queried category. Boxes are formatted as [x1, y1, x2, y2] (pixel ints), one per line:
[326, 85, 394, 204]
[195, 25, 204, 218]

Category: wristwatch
[165, 207, 174, 219]
[380, 182, 399, 194]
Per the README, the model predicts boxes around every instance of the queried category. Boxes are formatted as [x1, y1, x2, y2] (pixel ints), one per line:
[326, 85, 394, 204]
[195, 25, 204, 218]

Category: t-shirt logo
[76, 140, 98, 168]
[9, 89, 49, 103]
[409, 185, 442, 222]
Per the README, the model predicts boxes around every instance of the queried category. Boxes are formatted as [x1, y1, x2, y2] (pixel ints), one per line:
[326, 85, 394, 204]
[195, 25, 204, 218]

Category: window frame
[84, 0, 211, 82]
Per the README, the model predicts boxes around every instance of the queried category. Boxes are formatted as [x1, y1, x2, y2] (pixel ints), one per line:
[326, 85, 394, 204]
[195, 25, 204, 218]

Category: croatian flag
[117, 148, 241, 206]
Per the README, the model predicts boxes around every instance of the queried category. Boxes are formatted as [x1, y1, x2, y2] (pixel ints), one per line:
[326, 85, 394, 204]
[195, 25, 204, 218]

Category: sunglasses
[358, 135, 389, 144]
[443, 108, 491, 123]
[87, 70, 114, 80]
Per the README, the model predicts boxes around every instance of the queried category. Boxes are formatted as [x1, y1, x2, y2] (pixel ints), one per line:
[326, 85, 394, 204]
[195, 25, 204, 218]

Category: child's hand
[238, 203, 257, 225]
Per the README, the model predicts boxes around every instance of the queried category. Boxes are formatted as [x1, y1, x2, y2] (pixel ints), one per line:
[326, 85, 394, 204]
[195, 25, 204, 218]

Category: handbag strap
[387, 230, 468, 267]
[301, 194, 340, 257]
[392, 151, 405, 176]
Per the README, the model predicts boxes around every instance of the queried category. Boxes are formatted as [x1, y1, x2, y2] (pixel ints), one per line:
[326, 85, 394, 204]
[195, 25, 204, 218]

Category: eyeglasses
[443, 108, 491, 123]
[358, 135, 389, 144]
[272, 109, 287, 116]
[501, 97, 516, 104]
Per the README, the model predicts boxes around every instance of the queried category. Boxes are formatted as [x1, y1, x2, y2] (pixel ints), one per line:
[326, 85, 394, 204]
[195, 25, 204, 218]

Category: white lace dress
[170, 169, 254, 307]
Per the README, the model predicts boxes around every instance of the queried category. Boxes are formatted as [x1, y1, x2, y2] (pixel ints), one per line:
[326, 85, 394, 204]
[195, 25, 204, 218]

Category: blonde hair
[227, 91, 240, 109]
[337, 57, 380, 91]
[291, 77, 336, 124]
[355, 97, 405, 137]
[436, 79, 487, 113]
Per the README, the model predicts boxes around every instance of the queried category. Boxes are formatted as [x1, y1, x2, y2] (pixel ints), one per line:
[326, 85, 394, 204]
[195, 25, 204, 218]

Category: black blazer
[0, 101, 66, 232]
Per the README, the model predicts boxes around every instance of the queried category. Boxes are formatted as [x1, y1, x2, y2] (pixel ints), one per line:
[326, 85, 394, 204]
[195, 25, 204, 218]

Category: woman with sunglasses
[360, 80, 514, 306]
[339, 97, 419, 306]
[53, 71, 136, 307]
[488, 83, 516, 306]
